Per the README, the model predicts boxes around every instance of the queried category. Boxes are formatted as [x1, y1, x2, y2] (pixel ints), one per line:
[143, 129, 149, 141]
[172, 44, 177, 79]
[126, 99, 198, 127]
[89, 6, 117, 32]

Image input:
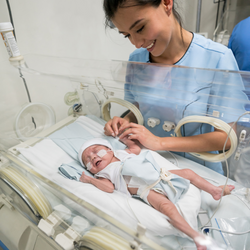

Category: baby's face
[82, 145, 113, 174]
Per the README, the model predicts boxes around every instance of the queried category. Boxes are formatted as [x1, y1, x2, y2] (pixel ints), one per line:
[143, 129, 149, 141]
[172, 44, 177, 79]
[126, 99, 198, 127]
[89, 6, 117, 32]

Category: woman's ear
[162, 0, 173, 15]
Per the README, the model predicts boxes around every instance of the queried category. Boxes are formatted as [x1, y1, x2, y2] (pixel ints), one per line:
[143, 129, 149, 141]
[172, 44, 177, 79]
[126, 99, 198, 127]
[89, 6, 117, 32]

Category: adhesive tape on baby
[102, 97, 144, 125]
[174, 116, 238, 162]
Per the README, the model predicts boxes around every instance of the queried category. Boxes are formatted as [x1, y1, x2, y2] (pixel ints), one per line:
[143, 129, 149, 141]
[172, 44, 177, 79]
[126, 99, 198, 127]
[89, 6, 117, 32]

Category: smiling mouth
[146, 40, 155, 49]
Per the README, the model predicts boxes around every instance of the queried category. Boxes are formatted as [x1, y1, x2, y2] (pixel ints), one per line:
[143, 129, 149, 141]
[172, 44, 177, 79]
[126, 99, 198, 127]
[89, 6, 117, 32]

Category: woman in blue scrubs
[103, 0, 247, 174]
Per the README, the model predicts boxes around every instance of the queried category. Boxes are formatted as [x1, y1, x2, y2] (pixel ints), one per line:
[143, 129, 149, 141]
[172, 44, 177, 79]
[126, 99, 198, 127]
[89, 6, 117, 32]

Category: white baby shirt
[95, 150, 135, 196]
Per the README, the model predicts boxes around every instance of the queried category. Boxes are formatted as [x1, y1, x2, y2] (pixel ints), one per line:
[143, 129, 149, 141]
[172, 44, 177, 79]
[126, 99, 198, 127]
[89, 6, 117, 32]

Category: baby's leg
[169, 169, 234, 200]
[147, 190, 205, 249]
[127, 187, 138, 195]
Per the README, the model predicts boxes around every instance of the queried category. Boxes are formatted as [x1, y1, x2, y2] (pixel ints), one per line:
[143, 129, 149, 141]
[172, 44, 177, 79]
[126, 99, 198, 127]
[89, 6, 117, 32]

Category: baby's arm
[119, 136, 141, 155]
[80, 172, 114, 193]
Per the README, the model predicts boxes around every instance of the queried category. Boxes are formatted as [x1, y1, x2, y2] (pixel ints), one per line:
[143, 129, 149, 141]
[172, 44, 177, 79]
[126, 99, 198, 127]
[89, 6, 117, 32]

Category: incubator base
[0, 204, 62, 250]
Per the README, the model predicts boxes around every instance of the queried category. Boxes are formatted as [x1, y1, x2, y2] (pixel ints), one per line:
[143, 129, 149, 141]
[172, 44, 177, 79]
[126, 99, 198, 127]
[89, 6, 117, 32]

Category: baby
[78, 137, 234, 250]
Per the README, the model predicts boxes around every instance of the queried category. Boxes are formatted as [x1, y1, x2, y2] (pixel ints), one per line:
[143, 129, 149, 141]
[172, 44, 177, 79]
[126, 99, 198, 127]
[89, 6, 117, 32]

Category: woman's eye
[137, 26, 144, 33]
[124, 34, 130, 38]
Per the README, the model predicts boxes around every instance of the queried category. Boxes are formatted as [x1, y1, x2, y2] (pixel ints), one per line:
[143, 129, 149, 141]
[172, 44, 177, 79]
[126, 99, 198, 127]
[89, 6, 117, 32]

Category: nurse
[228, 16, 250, 72]
[103, 0, 247, 174]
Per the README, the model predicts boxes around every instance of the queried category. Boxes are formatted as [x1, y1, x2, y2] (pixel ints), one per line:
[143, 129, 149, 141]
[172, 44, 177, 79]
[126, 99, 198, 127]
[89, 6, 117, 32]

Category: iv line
[200, 111, 250, 231]
[6, 0, 36, 130]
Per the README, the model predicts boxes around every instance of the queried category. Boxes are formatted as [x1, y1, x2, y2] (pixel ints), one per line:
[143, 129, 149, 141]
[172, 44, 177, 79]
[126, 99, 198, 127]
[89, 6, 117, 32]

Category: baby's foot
[213, 185, 235, 200]
[194, 235, 208, 250]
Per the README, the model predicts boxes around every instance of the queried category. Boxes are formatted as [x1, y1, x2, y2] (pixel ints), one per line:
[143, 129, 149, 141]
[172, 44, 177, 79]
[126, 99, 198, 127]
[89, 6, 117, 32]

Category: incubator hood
[0, 54, 250, 250]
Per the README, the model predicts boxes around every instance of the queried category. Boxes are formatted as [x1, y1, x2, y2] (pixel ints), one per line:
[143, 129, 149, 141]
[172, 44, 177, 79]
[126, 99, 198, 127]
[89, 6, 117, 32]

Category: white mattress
[16, 116, 249, 249]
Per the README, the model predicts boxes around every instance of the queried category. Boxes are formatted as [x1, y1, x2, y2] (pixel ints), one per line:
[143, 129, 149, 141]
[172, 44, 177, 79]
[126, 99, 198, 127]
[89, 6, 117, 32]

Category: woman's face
[112, 0, 174, 58]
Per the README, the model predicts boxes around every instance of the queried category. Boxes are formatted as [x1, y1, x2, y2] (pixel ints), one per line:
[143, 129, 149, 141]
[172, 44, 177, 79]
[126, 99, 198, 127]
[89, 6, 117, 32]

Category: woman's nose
[130, 35, 144, 49]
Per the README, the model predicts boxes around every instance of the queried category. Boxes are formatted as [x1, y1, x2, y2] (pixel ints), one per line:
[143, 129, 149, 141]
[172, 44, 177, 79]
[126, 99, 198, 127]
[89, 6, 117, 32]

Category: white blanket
[18, 116, 201, 239]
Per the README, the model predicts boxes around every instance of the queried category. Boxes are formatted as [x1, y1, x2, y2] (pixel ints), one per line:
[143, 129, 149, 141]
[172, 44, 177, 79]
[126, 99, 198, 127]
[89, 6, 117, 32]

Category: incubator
[0, 54, 250, 250]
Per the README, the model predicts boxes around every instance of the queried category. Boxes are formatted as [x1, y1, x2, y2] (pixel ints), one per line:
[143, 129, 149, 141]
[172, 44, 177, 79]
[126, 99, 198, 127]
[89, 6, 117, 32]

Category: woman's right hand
[104, 116, 129, 137]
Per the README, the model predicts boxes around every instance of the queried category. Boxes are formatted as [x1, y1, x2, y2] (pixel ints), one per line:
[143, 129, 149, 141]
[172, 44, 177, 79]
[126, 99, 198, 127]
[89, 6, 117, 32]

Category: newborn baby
[78, 137, 234, 250]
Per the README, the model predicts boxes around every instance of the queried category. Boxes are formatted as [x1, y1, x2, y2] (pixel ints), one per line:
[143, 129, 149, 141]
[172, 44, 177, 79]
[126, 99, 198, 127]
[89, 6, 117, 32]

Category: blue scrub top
[125, 33, 248, 174]
[228, 17, 250, 72]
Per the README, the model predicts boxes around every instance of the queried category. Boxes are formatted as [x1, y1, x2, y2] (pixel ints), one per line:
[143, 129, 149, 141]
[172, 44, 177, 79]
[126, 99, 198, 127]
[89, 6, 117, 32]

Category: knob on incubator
[147, 117, 160, 128]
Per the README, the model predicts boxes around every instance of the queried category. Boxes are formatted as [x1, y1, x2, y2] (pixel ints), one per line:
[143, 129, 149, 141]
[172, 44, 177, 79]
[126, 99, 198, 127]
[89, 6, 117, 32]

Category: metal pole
[196, 0, 202, 33]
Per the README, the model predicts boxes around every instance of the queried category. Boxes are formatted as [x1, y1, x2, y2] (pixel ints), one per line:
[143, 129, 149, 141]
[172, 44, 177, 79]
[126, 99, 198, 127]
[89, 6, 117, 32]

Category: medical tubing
[102, 98, 144, 125]
[231, 193, 250, 211]
[18, 67, 32, 102]
[2, 3, 35, 131]
[17, 63, 36, 130]
[167, 151, 179, 167]
[201, 193, 250, 235]
[201, 227, 250, 236]
[4, 1, 31, 104]
[201, 111, 250, 229]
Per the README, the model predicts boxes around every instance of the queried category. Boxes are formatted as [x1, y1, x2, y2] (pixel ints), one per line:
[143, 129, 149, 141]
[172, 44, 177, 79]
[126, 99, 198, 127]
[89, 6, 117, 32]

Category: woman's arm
[80, 173, 114, 193]
[118, 123, 231, 152]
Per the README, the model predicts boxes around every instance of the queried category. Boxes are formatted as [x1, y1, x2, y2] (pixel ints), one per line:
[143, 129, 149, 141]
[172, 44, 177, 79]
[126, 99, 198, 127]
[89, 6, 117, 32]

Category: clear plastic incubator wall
[0, 54, 250, 250]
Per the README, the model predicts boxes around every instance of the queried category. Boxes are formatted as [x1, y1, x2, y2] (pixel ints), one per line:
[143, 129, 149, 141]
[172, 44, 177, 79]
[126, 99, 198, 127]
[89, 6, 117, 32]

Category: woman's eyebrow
[118, 19, 144, 33]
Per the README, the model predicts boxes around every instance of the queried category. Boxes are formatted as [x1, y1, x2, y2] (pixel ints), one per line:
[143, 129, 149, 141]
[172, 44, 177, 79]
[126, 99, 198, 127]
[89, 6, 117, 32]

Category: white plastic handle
[174, 115, 238, 162]
[102, 97, 144, 125]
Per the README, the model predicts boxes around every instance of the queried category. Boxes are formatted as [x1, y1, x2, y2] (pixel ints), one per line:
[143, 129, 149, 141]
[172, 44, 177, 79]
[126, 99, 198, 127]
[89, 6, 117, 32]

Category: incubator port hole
[15, 103, 55, 141]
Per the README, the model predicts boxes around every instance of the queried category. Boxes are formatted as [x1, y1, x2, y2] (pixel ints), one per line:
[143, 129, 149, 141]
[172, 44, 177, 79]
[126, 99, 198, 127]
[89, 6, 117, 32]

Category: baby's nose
[90, 153, 97, 161]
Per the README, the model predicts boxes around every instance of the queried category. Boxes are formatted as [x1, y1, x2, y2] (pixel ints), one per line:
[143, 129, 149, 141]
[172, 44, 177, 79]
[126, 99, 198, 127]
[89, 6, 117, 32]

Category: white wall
[0, 0, 135, 60]
[1, 1, 237, 63]
[0, 0, 248, 146]
[0, 0, 136, 144]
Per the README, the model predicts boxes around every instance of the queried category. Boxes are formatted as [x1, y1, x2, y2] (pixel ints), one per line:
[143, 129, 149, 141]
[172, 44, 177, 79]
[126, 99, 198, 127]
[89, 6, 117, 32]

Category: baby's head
[78, 138, 114, 174]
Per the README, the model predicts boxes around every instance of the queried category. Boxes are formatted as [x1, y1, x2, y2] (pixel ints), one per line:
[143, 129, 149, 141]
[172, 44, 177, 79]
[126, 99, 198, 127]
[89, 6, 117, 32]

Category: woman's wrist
[157, 137, 170, 151]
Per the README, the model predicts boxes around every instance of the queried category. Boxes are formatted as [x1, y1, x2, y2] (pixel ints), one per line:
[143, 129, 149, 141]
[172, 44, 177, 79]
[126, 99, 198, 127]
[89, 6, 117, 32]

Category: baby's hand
[80, 172, 92, 183]
[119, 135, 142, 155]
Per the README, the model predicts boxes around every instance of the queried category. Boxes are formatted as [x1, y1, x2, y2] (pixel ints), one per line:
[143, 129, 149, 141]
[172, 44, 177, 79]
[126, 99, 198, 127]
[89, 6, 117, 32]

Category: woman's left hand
[118, 123, 163, 151]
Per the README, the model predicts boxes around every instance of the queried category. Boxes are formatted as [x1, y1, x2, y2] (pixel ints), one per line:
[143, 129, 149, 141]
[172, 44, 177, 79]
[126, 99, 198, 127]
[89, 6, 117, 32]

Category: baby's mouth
[95, 160, 101, 167]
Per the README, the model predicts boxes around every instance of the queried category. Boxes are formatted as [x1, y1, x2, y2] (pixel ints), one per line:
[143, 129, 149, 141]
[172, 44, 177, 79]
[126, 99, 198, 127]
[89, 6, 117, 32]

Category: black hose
[5, 0, 36, 129]
[215, 0, 221, 29]
[5, 0, 16, 39]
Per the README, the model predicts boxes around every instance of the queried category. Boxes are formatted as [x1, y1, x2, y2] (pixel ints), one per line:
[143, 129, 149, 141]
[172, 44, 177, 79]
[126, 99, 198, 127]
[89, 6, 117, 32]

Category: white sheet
[17, 116, 201, 240]
[17, 116, 250, 250]
[19, 139, 202, 237]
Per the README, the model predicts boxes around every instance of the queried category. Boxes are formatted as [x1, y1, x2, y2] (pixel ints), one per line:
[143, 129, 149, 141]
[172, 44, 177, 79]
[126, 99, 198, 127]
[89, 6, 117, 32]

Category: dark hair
[103, 0, 183, 30]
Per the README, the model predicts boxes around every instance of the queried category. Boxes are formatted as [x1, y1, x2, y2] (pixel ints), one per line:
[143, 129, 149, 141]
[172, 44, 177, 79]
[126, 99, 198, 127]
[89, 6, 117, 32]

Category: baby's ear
[81, 155, 85, 165]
